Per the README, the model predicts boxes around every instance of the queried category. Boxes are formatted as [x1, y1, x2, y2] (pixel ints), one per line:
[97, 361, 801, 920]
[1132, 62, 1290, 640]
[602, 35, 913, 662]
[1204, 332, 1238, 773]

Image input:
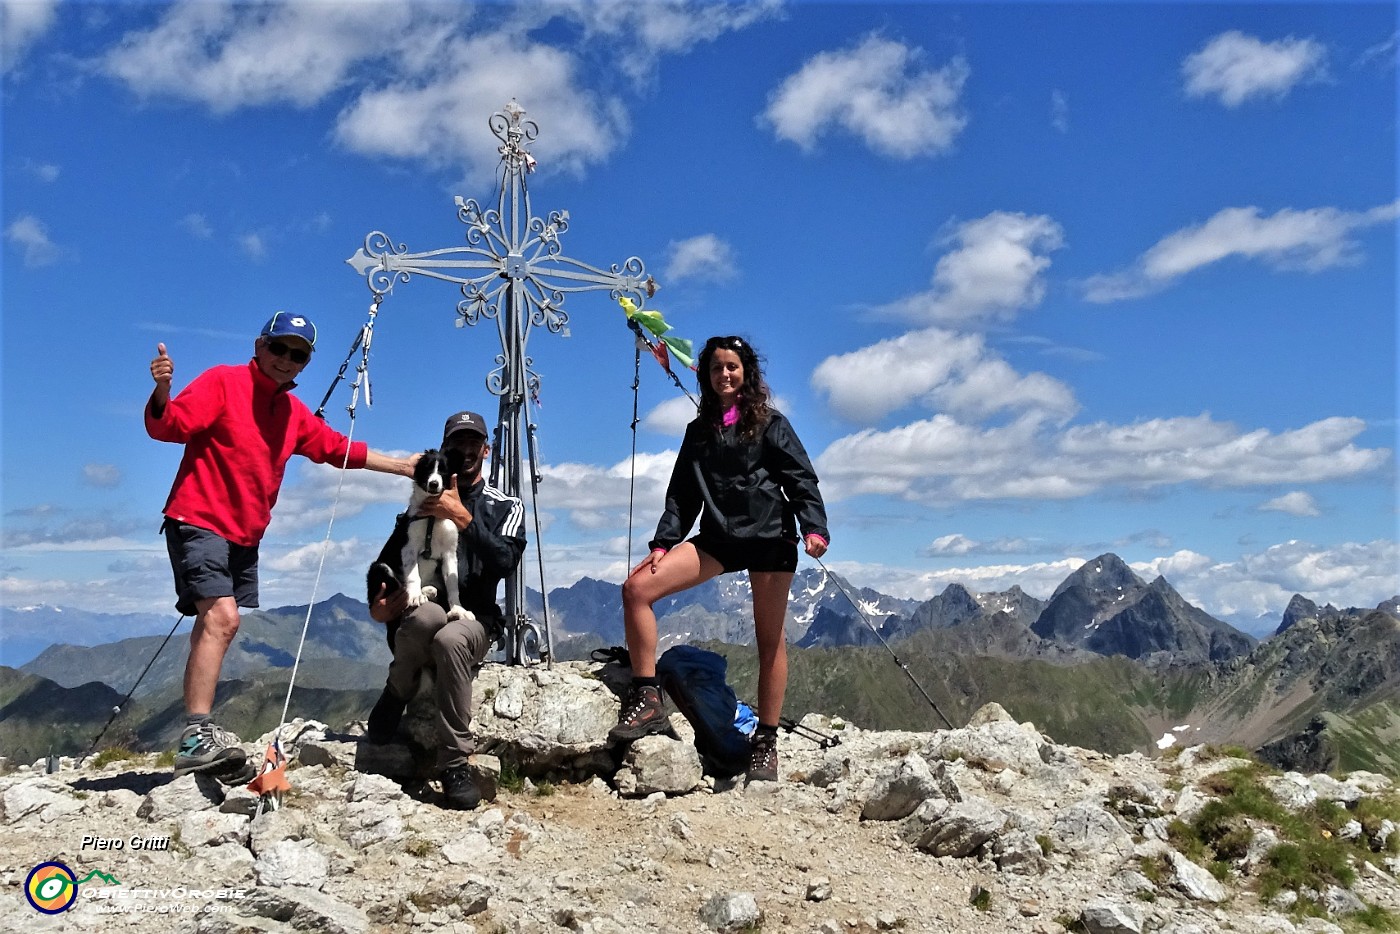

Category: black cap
[443, 411, 489, 444]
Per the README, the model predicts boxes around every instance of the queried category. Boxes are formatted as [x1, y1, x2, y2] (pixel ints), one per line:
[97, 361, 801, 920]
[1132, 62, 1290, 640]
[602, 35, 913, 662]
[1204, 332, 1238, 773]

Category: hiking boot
[608, 684, 667, 742]
[440, 765, 482, 811]
[174, 721, 246, 777]
[366, 686, 407, 745]
[746, 730, 778, 783]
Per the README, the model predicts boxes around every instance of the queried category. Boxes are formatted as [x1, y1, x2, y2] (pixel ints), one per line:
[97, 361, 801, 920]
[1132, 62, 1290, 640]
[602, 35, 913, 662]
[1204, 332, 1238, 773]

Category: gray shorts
[163, 519, 259, 616]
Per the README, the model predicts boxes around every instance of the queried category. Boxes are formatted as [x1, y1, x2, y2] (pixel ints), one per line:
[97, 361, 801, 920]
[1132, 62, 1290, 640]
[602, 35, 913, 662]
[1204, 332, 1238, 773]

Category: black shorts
[690, 533, 798, 574]
[163, 520, 259, 616]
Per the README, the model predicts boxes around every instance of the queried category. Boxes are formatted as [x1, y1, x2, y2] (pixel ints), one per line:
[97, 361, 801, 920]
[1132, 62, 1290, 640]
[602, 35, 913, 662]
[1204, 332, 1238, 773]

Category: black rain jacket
[650, 409, 829, 552]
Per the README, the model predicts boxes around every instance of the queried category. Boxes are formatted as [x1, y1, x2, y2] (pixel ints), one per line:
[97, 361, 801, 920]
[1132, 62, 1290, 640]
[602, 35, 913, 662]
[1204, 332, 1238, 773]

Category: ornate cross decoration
[347, 99, 657, 664]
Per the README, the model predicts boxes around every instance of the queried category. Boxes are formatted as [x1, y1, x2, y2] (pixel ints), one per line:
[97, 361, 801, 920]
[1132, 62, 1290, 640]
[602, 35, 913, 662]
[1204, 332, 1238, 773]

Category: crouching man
[365, 411, 525, 810]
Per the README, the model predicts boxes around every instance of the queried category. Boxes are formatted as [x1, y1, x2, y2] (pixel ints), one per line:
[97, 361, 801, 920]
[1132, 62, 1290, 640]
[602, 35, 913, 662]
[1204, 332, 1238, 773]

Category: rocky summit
[3, 661, 1398, 934]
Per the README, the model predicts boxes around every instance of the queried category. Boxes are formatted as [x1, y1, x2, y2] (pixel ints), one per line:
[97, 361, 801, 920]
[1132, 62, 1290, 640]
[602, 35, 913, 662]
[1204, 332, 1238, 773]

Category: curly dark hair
[696, 334, 771, 440]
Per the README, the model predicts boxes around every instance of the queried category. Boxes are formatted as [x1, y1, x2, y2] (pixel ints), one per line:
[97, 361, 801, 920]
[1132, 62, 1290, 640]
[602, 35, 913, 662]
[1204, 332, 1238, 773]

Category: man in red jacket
[147, 311, 418, 777]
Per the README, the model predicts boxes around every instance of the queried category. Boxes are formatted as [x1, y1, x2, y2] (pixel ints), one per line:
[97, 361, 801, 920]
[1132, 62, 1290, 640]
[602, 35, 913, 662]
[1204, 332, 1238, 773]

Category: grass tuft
[91, 746, 141, 768]
[497, 761, 525, 794]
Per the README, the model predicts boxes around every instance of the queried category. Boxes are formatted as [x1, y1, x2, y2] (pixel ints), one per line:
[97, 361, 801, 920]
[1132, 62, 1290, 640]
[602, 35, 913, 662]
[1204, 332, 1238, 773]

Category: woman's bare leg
[620, 542, 723, 677]
[749, 570, 794, 725]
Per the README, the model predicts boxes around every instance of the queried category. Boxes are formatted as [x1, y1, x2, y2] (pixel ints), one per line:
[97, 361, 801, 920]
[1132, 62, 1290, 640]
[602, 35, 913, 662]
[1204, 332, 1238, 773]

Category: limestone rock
[624, 734, 702, 795]
[1262, 772, 1319, 811]
[907, 797, 1005, 857]
[137, 773, 224, 822]
[236, 885, 367, 934]
[1080, 896, 1144, 933]
[253, 837, 330, 889]
[861, 752, 942, 821]
[699, 892, 762, 932]
[1167, 850, 1228, 903]
[1051, 800, 1134, 860]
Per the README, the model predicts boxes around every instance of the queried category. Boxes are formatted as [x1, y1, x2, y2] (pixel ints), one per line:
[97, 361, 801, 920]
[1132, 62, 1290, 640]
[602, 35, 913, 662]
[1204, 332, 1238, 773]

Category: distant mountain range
[4, 554, 1396, 775]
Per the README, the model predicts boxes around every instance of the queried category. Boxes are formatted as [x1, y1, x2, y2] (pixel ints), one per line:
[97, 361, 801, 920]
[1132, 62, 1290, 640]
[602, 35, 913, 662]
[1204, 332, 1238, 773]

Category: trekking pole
[626, 319, 644, 571]
[778, 715, 841, 748]
[79, 613, 188, 764]
[811, 555, 956, 730]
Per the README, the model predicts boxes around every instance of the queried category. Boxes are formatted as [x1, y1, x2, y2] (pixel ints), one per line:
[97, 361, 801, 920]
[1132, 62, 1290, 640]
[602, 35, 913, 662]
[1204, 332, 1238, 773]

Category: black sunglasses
[707, 335, 745, 350]
[265, 340, 311, 364]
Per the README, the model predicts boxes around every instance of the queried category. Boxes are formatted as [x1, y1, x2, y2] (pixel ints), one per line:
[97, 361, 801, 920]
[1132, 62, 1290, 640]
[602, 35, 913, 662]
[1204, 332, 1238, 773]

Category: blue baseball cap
[260, 311, 317, 348]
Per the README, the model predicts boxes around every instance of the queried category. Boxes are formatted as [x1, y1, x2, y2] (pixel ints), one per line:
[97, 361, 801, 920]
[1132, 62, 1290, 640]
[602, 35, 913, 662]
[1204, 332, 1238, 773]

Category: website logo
[25, 861, 78, 914]
[23, 862, 121, 914]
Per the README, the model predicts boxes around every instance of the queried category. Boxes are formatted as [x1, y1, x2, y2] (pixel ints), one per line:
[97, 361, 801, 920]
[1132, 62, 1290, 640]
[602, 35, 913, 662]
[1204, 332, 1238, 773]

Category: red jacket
[146, 359, 368, 547]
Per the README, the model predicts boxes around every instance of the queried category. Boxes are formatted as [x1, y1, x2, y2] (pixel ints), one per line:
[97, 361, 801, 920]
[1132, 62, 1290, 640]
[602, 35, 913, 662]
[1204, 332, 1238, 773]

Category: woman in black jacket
[610, 335, 829, 782]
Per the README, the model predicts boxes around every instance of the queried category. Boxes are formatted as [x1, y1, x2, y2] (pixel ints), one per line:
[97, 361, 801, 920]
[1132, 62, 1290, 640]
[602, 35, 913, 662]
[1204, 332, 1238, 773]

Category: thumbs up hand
[151, 343, 174, 388]
[149, 343, 175, 412]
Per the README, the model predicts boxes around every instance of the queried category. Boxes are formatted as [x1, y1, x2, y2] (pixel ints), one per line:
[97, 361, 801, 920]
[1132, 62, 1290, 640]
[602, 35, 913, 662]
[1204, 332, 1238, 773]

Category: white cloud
[1182, 31, 1328, 107]
[334, 32, 629, 184]
[238, 233, 266, 260]
[1083, 200, 1400, 302]
[21, 158, 59, 182]
[83, 464, 122, 489]
[4, 213, 59, 266]
[642, 395, 699, 436]
[1146, 539, 1399, 621]
[1355, 31, 1398, 70]
[664, 234, 737, 283]
[1049, 89, 1069, 133]
[873, 212, 1065, 326]
[97, 2, 774, 184]
[922, 534, 1035, 557]
[1259, 490, 1321, 517]
[811, 327, 1077, 425]
[266, 459, 415, 539]
[182, 213, 213, 239]
[816, 413, 1389, 504]
[263, 537, 365, 574]
[826, 539, 1397, 623]
[102, 1, 459, 113]
[538, 451, 677, 530]
[1, 0, 59, 72]
[552, 0, 781, 82]
[821, 557, 1086, 603]
[762, 34, 969, 159]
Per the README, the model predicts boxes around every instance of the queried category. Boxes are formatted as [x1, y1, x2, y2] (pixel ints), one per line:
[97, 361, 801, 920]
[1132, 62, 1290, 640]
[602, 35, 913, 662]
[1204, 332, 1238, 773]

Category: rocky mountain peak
[1051, 553, 1144, 600]
[1278, 594, 1322, 636]
[4, 663, 1396, 934]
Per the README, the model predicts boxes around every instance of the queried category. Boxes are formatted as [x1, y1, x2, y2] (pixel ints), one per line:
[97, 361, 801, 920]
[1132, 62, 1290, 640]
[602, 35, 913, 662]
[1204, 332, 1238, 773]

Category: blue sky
[2, 1, 1396, 644]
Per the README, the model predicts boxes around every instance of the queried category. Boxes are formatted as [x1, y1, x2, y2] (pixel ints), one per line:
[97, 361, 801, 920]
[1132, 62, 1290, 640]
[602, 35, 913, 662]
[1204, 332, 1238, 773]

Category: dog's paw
[406, 588, 428, 608]
[447, 606, 475, 622]
[420, 585, 438, 602]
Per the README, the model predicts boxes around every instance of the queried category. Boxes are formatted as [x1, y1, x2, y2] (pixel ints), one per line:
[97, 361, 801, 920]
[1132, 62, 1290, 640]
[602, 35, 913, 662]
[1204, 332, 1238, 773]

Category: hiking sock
[756, 723, 779, 737]
[632, 675, 660, 688]
[187, 714, 212, 728]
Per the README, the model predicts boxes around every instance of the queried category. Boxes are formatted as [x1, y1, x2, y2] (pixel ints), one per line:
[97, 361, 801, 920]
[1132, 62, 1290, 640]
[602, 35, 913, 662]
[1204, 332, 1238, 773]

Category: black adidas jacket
[369, 476, 525, 648]
[650, 409, 829, 552]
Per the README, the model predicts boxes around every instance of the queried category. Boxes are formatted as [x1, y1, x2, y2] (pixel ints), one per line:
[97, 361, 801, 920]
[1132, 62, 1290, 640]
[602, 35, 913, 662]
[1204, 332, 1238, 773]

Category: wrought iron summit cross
[347, 99, 658, 665]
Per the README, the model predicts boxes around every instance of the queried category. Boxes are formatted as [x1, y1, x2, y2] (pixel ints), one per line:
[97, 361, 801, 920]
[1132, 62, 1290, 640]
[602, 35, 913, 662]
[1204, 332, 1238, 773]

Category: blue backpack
[656, 645, 753, 779]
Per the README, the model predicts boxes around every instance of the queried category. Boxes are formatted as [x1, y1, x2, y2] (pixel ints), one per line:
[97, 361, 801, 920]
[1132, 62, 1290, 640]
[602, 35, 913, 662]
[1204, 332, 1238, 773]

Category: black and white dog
[368, 448, 474, 623]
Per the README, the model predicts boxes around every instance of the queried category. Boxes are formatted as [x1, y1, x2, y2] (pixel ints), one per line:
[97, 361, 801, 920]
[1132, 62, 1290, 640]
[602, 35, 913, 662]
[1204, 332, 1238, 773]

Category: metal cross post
[346, 100, 657, 666]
